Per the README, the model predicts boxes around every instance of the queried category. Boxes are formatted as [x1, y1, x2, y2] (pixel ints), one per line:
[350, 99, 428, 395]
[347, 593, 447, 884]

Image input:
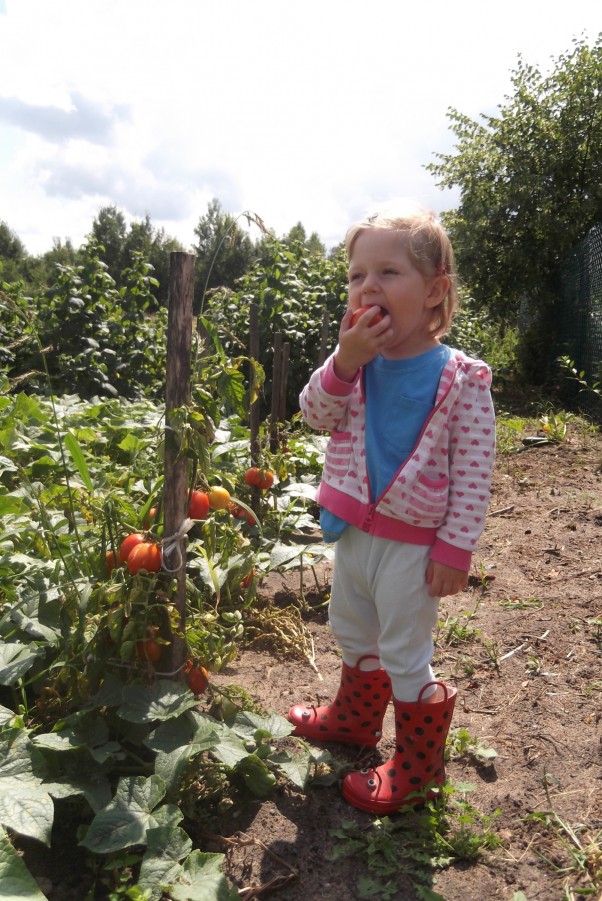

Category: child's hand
[333, 307, 391, 381]
[425, 560, 468, 598]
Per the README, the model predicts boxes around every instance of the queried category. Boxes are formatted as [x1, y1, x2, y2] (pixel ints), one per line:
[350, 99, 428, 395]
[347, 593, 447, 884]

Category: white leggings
[329, 526, 440, 702]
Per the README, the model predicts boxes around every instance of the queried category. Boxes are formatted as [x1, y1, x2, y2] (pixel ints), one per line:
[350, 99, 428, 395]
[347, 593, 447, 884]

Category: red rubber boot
[341, 681, 457, 813]
[287, 656, 392, 747]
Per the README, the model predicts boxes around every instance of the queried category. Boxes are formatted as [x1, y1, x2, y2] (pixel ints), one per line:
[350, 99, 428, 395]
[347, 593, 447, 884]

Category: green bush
[1, 243, 167, 399]
[204, 236, 348, 417]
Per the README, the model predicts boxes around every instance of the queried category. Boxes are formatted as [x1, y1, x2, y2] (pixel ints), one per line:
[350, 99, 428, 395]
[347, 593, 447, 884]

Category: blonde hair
[345, 204, 459, 337]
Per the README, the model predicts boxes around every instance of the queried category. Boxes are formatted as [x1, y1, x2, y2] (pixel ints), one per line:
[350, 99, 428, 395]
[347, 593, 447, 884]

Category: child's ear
[425, 274, 450, 308]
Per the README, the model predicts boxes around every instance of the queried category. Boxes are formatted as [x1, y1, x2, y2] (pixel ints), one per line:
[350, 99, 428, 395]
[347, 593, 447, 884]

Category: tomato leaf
[64, 430, 94, 492]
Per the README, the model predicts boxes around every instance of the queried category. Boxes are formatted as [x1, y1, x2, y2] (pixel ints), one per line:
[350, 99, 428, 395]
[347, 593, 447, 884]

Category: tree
[89, 206, 184, 307]
[125, 215, 184, 307]
[89, 205, 128, 278]
[192, 198, 256, 313]
[428, 34, 602, 322]
[284, 221, 326, 258]
[0, 220, 31, 284]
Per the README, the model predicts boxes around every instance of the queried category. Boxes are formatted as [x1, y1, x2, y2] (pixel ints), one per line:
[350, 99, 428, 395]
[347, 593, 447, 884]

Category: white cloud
[0, 0, 600, 253]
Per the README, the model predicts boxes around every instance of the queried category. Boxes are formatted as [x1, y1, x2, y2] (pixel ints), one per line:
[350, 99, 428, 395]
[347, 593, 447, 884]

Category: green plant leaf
[0, 730, 54, 846]
[0, 644, 45, 687]
[269, 748, 312, 790]
[0, 826, 47, 899]
[229, 710, 294, 741]
[117, 681, 200, 723]
[64, 430, 94, 491]
[138, 825, 193, 900]
[169, 850, 238, 901]
[80, 774, 178, 854]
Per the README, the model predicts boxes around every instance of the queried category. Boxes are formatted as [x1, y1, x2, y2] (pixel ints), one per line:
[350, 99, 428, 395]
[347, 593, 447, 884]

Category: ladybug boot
[288, 655, 392, 747]
[342, 681, 457, 813]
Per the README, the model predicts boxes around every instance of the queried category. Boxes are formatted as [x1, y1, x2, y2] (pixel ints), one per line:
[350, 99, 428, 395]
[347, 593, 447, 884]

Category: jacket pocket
[323, 430, 352, 479]
[405, 473, 449, 523]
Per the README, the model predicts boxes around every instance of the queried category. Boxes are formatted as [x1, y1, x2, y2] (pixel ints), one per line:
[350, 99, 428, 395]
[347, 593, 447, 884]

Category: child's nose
[362, 272, 379, 292]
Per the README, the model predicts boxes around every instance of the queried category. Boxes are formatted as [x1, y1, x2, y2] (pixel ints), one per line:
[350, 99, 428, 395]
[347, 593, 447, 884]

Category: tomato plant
[189, 489, 210, 520]
[117, 532, 145, 565]
[126, 541, 162, 574]
[136, 639, 162, 664]
[349, 306, 385, 328]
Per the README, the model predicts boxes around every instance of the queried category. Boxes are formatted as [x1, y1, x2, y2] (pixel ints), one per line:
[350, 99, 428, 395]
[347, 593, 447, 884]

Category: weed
[500, 597, 543, 610]
[328, 782, 501, 898]
[481, 639, 502, 672]
[437, 598, 482, 647]
[525, 655, 543, 676]
[538, 407, 573, 444]
[585, 617, 602, 650]
[447, 727, 498, 766]
[468, 562, 495, 590]
[525, 771, 602, 895]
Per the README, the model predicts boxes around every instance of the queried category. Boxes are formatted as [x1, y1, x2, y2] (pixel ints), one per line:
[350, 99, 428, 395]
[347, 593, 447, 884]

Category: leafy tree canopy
[89, 205, 184, 306]
[428, 33, 602, 320]
[193, 198, 257, 313]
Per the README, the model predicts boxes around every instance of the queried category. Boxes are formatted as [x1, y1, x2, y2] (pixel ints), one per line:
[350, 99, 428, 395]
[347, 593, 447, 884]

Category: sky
[0, 0, 600, 256]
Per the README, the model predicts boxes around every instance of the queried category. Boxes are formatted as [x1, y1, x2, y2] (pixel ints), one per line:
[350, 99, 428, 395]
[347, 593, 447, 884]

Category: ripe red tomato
[349, 306, 385, 328]
[188, 490, 210, 520]
[127, 541, 162, 574]
[257, 470, 275, 490]
[186, 664, 209, 695]
[117, 532, 145, 565]
[244, 467, 262, 487]
[136, 639, 162, 664]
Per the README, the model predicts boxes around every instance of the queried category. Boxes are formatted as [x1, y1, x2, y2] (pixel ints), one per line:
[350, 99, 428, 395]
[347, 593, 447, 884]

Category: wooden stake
[162, 252, 195, 680]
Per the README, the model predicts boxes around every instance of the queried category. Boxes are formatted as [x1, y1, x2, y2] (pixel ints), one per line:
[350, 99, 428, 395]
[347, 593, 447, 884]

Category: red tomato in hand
[349, 306, 385, 328]
[189, 490, 210, 520]
[127, 541, 162, 574]
[117, 532, 145, 565]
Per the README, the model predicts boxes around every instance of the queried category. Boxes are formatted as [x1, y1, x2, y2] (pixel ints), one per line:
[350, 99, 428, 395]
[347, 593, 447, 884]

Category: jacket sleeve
[430, 363, 496, 571]
[299, 352, 360, 432]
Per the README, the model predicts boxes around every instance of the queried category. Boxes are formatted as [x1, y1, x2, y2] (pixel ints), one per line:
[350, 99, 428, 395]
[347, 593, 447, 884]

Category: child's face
[348, 229, 445, 359]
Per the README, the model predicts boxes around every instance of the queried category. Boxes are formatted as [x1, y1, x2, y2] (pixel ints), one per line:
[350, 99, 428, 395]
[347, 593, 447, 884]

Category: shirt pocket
[405, 473, 449, 524]
[323, 430, 353, 479]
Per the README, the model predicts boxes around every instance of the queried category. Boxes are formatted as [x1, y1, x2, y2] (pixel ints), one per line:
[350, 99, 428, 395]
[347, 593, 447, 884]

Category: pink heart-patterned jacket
[300, 348, 496, 572]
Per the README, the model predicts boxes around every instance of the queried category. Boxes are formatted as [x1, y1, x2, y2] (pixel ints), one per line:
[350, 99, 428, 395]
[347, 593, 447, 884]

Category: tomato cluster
[116, 533, 162, 575]
[243, 467, 275, 490]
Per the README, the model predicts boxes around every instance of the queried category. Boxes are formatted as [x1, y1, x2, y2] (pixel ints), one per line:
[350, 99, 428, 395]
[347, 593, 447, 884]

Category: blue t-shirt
[320, 345, 451, 542]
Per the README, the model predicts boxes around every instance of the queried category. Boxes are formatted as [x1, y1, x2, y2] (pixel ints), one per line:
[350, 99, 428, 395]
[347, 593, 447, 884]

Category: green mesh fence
[557, 223, 602, 409]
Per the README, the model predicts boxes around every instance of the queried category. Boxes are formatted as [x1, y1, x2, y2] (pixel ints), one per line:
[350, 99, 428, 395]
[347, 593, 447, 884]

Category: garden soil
[205, 422, 602, 901]
[26, 420, 602, 901]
